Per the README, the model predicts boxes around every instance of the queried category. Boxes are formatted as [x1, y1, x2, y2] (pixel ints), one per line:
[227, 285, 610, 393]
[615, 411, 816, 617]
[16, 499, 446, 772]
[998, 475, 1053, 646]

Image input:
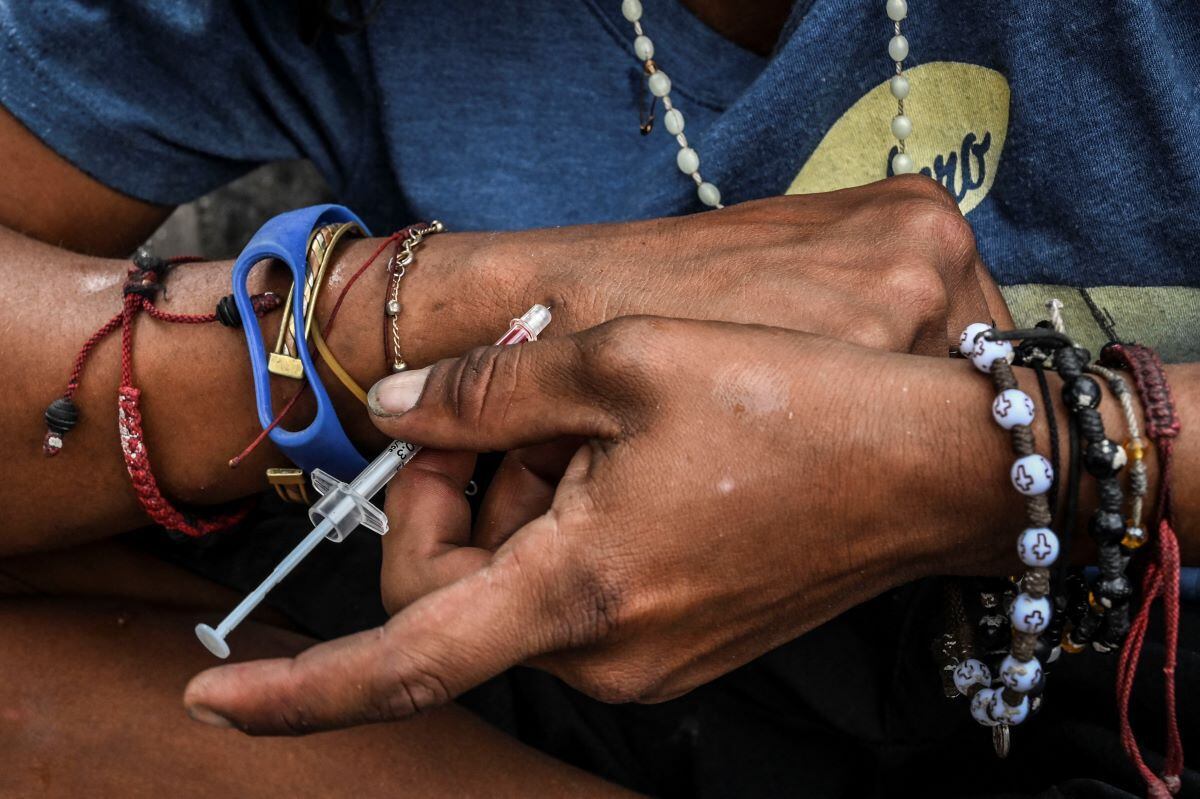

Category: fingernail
[187, 704, 233, 729]
[368, 366, 431, 417]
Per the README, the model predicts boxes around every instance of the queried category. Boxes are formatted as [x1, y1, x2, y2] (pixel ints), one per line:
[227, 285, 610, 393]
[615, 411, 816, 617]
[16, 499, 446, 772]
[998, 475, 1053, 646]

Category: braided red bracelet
[44, 251, 282, 537]
[1100, 342, 1183, 797]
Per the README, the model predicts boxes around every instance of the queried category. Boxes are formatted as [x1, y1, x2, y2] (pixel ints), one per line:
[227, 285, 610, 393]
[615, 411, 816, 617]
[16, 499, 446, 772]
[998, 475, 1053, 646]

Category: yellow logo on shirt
[786, 62, 1010, 216]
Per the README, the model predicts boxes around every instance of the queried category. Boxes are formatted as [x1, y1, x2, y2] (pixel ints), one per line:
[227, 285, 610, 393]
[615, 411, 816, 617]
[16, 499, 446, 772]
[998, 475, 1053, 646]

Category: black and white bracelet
[955, 324, 1058, 738]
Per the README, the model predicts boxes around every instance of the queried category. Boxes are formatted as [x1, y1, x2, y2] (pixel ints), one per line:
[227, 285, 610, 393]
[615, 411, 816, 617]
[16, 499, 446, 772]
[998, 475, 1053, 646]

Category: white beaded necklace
[619, 0, 917, 209]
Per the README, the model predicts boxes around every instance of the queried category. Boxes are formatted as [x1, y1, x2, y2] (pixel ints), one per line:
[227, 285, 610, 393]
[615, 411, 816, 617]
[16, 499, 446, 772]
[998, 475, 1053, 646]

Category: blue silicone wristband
[232, 205, 371, 481]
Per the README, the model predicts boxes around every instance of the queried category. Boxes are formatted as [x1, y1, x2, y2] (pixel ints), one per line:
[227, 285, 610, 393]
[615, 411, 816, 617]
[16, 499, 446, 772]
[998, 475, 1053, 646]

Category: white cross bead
[970, 336, 1014, 373]
[1000, 654, 1043, 694]
[1010, 592, 1052, 634]
[959, 322, 991, 357]
[1017, 527, 1059, 567]
[953, 658, 992, 696]
[992, 388, 1036, 430]
[989, 693, 1030, 725]
[971, 687, 1000, 726]
[1011, 454, 1054, 497]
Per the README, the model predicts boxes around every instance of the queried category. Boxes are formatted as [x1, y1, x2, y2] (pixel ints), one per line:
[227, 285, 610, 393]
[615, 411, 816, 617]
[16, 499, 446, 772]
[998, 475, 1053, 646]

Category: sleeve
[0, 2, 368, 205]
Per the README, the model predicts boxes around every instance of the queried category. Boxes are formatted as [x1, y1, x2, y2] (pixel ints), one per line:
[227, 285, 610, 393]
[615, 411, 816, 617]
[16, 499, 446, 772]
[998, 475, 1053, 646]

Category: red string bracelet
[44, 250, 282, 537]
[1101, 342, 1184, 797]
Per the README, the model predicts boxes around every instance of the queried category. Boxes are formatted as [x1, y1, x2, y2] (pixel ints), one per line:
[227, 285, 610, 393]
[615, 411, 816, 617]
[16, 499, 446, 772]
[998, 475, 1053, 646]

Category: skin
[0, 4, 1197, 793]
[183, 319, 1199, 733]
[0, 92, 1013, 794]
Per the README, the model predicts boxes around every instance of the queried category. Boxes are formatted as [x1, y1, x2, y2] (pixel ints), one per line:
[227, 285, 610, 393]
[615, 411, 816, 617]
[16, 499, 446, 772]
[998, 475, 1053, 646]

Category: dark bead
[1097, 575, 1133, 607]
[1089, 511, 1125, 545]
[44, 397, 80, 435]
[132, 246, 167, 272]
[1086, 438, 1127, 478]
[1073, 610, 1103, 644]
[977, 613, 1009, 651]
[216, 294, 242, 328]
[1063, 375, 1103, 411]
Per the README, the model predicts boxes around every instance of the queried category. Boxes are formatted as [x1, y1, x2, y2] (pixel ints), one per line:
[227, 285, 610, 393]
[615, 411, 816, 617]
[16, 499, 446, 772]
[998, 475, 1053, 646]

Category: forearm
[0, 227, 513, 554]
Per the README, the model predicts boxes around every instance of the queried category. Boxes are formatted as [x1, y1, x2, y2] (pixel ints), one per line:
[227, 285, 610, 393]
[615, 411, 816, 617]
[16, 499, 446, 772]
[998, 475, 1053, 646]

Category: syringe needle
[195, 519, 332, 658]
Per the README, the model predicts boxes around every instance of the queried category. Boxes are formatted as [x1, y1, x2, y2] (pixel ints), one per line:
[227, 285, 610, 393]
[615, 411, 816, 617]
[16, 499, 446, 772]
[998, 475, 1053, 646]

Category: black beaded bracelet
[1054, 343, 1132, 653]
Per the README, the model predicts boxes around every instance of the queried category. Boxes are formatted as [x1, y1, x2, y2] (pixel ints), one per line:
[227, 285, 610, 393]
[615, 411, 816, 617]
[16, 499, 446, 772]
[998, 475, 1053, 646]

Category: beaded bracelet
[983, 321, 1134, 656]
[1088, 363, 1148, 550]
[1051, 344, 1131, 653]
[954, 324, 1058, 747]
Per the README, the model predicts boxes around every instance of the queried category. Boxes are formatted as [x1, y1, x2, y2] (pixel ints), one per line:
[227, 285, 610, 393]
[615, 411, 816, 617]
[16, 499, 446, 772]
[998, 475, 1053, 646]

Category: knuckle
[901, 202, 977, 273]
[574, 316, 660, 377]
[427, 344, 508, 426]
[884, 261, 949, 322]
[375, 659, 454, 720]
[270, 704, 317, 736]
[890, 172, 959, 211]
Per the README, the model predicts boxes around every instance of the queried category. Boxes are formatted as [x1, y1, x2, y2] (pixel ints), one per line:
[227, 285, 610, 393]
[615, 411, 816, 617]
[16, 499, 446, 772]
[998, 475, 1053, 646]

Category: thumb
[184, 515, 565, 735]
[366, 335, 622, 451]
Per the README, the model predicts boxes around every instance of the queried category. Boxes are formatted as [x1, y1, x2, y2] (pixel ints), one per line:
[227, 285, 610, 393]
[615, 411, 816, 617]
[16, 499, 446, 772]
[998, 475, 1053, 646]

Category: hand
[184, 317, 1008, 733]
[408, 174, 1011, 362]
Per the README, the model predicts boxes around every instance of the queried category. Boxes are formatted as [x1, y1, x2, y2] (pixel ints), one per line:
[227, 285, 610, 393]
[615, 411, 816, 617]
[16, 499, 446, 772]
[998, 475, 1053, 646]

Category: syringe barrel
[349, 439, 421, 501]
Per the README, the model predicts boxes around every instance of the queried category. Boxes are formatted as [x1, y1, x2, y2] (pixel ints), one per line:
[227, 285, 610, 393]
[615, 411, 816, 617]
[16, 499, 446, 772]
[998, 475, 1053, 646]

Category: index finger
[184, 514, 563, 735]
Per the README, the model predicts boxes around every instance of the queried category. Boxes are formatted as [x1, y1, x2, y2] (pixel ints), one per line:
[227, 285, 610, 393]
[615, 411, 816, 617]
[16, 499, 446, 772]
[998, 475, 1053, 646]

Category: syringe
[195, 304, 552, 658]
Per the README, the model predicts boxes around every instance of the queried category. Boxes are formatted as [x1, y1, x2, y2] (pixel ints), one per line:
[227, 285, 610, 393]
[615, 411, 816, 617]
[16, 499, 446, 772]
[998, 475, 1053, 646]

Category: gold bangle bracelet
[312, 324, 368, 405]
[268, 222, 363, 379]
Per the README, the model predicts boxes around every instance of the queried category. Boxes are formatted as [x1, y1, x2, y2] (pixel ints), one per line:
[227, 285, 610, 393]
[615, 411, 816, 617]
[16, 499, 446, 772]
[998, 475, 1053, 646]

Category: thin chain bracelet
[385, 221, 444, 373]
[955, 324, 1057, 755]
